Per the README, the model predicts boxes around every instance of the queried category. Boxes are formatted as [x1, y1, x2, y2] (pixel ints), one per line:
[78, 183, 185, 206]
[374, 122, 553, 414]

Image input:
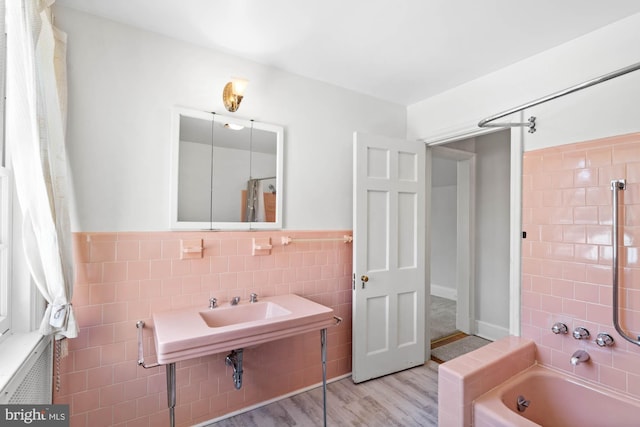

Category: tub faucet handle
[250, 293, 258, 303]
[551, 322, 568, 334]
[572, 327, 590, 340]
[209, 297, 218, 309]
[596, 333, 614, 347]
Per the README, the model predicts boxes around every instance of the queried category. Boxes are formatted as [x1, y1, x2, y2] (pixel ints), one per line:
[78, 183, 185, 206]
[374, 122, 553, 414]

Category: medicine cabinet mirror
[170, 107, 283, 230]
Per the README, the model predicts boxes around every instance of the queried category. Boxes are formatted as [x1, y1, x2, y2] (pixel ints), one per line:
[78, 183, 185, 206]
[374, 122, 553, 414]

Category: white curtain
[6, 0, 77, 340]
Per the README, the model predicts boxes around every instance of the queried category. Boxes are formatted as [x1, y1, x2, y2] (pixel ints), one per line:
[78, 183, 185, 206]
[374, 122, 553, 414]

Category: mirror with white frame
[170, 107, 283, 230]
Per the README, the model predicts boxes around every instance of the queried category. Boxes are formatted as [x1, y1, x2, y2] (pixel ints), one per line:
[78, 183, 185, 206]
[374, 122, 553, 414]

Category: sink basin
[199, 301, 291, 327]
[153, 294, 337, 364]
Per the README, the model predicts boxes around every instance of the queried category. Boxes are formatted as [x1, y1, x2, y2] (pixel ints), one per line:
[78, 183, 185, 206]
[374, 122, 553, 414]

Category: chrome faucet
[516, 395, 530, 412]
[573, 327, 590, 340]
[596, 333, 614, 347]
[570, 350, 590, 366]
[209, 297, 218, 309]
[230, 296, 241, 306]
[250, 293, 258, 303]
[551, 322, 568, 334]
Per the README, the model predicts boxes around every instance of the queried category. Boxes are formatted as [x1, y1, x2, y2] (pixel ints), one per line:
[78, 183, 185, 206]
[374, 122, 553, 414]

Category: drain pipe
[225, 349, 244, 389]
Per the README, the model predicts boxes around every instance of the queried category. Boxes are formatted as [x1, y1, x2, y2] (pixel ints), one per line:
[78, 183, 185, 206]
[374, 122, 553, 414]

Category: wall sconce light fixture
[222, 78, 248, 112]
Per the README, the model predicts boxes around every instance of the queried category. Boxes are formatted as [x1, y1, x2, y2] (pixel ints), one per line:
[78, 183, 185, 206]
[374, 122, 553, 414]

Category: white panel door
[352, 132, 426, 383]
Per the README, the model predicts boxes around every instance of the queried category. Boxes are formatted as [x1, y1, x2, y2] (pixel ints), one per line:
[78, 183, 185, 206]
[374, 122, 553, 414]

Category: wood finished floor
[209, 361, 440, 427]
[211, 305, 465, 427]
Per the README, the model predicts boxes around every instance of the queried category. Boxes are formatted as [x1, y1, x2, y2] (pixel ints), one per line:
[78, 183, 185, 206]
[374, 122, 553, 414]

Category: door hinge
[352, 273, 355, 290]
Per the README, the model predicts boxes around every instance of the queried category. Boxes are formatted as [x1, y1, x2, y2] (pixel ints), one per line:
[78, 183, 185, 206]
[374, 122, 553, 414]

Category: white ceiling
[54, 0, 640, 106]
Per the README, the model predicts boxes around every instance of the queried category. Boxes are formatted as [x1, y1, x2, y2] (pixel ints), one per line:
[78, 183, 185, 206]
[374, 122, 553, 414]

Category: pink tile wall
[521, 133, 640, 396]
[54, 230, 353, 427]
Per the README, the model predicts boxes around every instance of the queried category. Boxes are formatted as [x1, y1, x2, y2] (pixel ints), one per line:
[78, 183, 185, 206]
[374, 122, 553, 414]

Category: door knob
[360, 275, 368, 289]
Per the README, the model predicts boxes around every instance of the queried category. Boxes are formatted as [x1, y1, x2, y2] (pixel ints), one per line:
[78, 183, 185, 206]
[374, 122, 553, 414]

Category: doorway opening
[429, 130, 511, 363]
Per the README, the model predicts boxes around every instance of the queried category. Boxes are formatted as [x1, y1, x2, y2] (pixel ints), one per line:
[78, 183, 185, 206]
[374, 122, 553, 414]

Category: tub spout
[570, 350, 590, 366]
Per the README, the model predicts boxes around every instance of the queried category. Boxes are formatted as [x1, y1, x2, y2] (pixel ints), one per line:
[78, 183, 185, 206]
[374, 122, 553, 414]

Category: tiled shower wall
[54, 230, 353, 427]
[521, 133, 640, 397]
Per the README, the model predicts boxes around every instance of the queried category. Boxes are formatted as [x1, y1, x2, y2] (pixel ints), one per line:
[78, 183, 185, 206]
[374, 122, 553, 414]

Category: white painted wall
[54, 7, 406, 232]
[436, 132, 511, 338]
[430, 186, 457, 296]
[407, 12, 640, 150]
[430, 157, 457, 299]
[474, 132, 510, 334]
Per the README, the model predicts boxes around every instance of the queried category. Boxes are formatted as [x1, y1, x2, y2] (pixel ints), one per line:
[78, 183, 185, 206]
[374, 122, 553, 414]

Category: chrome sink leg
[166, 363, 176, 427]
[321, 328, 327, 427]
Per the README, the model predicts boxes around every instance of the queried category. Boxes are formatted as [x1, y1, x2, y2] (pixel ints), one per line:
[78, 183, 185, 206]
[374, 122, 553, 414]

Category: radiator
[0, 337, 52, 404]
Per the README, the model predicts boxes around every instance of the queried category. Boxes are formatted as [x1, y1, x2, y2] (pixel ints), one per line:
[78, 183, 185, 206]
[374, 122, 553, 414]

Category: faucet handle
[573, 327, 590, 340]
[551, 322, 568, 334]
[209, 297, 218, 309]
[596, 333, 614, 347]
[250, 293, 258, 303]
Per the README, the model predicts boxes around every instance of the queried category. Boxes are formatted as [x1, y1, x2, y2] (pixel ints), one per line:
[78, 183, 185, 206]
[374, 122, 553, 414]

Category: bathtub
[473, 364, 640, 427]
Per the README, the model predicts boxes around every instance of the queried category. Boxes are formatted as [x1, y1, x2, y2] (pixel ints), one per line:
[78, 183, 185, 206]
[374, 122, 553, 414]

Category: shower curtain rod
[478, 60, 640, 133]
[249, 176, 276, 181]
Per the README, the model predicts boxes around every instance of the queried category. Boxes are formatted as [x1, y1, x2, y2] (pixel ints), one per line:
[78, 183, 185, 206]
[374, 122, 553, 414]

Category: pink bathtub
[474, 364, 640, 427]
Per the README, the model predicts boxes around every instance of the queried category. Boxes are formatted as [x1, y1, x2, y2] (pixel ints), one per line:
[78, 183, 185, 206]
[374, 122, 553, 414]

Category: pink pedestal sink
[145, 293, 339, 427]
[153, 293, 337, 364]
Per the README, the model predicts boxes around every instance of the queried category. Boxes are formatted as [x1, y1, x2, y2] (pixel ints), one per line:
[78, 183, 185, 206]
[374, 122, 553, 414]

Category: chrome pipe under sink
[225, 349, 244, 389]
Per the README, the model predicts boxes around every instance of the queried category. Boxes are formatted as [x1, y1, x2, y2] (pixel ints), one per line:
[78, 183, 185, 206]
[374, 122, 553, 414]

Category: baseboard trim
[431, 284, 457, 301]
[475, 320, 509, 342]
